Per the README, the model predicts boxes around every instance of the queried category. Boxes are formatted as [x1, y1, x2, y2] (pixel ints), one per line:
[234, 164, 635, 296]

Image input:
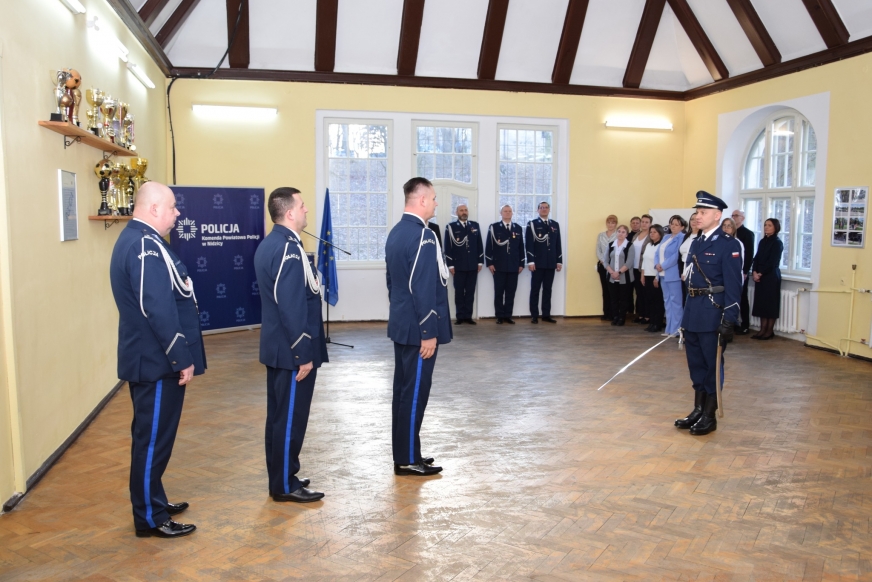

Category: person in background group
[732, 210, 755, 335]
[720, 218, 742, 262]
[679, 211, 700, 305]
[444, 204, 483, 325]
[485, 204, 525, 324]
[596, 215, 618, 321]
[750, 218, 784, 340]
[606, 225, 635, 326]
[640, 225, 664, 332]
[656, 216, 686, 336]
[631, 214, 652, 323]
[526, 201, 562, 324]
[629, 216, 642, 242]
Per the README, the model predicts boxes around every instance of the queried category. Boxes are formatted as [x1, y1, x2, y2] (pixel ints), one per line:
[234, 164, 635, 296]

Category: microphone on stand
[302, 230, 351, 255]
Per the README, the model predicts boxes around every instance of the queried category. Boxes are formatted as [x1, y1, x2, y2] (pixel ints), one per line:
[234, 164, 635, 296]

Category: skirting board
[2, 380, 126, 513]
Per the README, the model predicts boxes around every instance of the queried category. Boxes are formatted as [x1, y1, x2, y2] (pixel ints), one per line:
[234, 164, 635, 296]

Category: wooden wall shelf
[39, 121, 136, 157]
[88, 215, 133, 230]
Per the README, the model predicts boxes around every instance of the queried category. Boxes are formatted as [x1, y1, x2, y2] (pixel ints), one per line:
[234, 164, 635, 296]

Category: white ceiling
[134, 0, 871, 92]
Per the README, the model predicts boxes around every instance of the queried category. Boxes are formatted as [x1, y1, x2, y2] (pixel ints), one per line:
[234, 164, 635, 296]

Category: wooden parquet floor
[1, 319, 871, 581]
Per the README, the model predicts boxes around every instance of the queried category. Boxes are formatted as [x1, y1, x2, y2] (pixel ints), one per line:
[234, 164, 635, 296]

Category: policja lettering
[201, 224, 240, 234]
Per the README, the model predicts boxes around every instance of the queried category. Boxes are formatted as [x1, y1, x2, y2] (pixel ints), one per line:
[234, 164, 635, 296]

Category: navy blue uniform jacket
[255, 224, 328, 370]
[110, 220, 206, 382]
[525, 218, 562, 269]
[485, 222, 525, 272]
[443, 220, 484, 272]
[386, 213, 453, 346]
[680, 228, 744, 332]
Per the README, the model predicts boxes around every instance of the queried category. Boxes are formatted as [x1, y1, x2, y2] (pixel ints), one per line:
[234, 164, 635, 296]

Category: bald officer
[385, 177, 452, 476]
[110, 182, 206, 538]
[675, 191, 743, 436]
[526, 201, 562, 324]
[444, 204, 484, 324]
[255, 187, 328, 502]
[485, 205, 525, 324]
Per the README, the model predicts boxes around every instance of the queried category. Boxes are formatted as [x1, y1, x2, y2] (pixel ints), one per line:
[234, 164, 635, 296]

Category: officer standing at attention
[385, 177, 452, 476]
[485, 204, 525, 324]
[444, 203, 484, 325]
[526, 201, 562, 324]
[254, 187, 329, 502]
[110, 182, 206, 538]
[675, 191, 743, 436]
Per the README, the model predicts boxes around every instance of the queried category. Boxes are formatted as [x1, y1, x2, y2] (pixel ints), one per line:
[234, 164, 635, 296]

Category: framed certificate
[58, 170, 78, 242]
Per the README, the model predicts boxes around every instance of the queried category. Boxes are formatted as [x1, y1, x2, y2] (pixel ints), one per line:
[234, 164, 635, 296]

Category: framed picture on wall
[832, 187, 866, 248]
[58, 170, 78, 242]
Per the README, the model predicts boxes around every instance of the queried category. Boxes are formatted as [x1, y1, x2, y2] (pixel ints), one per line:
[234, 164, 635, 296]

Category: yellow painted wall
[684, 53, 872, 359]
[0, 0, 166, 500]
[167, 80, 687, 316]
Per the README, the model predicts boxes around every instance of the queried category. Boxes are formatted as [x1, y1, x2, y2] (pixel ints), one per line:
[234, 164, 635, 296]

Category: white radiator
[747, 287, 799, 333]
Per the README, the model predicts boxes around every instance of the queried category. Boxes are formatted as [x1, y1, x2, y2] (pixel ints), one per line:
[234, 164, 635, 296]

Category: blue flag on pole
[318, 189, 339, 306]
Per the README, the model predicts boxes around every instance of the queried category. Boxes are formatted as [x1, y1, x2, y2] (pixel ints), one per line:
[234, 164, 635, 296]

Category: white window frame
[323, 117, 393, 268]
[496, 123, 559, 230]
[411, 121, 478, 188]
[739, 110, 816, 278]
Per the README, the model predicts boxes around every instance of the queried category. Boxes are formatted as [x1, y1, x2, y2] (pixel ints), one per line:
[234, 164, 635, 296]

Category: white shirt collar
[503, 221, 511, 228]
[132, 217, 163, 237]
[702, 226, 718, 239]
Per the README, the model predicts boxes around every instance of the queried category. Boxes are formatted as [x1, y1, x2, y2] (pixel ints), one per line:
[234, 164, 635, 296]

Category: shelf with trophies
[40, 68, 151, 228]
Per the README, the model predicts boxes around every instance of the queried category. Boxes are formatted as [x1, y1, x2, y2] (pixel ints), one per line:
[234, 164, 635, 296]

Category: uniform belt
[687, 286, 724, 297]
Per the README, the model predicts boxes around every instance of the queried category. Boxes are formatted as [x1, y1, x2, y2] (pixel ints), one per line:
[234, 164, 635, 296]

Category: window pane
[770, 118, 794, 188]
[417, 126, 434, 153]
[499, 163, 516, 193]
[742, 198, 763, 245]
[454, 154, 472, 183]
[417, 154, 433, 179]
[369, 159, 387, 192]
[370, 194, 387, 227]
[795, 198, 814, 271]
[329, 158, 349, 192]
[501, 129, 516, 161]
[349, 159, 368, 192]
[435, 154, 452, 179]
[535, 164, 552, 195]
[769, 197, 791, 269]
[499, 128, 554, 228]
[456, 128, 472, 154]
[744, 130, 765, 189]
[435, 127, 453, 153]
[801, 121, 817, 187]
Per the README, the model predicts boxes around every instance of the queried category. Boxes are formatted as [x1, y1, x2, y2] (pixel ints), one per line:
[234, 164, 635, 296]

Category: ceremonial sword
[597, 331, 680, 391]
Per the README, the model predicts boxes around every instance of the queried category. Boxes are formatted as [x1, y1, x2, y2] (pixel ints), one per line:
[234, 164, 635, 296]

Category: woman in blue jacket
[655, 216, 686, 336]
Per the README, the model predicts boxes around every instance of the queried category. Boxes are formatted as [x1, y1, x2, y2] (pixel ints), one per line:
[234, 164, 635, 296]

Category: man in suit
[732, 209, 755, 335]
[444, 204, 483, 325]
[526, 201, 562, 324]
[385, 177, 452, 476]
[485, 205, 525, 324]
[675, 191, 743, 436]
[110, 182, 206, 538]
[254, 187, 329, 502]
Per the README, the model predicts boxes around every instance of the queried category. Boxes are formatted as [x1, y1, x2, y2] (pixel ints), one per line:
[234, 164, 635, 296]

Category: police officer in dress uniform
[254, 187, 329, 502]
[485, 205, 525, 324]
[675, 191, 742, 436]
[526, 201, 562, 324]
[110, 182, 206, 538]
[385, 177, 452, 476]
[444, 204, 484, 325]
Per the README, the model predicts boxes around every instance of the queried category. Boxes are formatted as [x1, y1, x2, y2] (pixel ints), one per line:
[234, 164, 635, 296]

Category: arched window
[740, 110, 816, 276]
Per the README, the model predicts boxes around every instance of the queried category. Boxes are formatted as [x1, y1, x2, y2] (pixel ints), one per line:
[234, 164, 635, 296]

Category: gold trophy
[85, 88, 104, 135]
[123, 165, 137, 215]
[94, 158, 113, 215]
[122, 114, 135, 150]
[129, 157, 149, 192]
[66, 69, 82, 126]
[100, 97, 117, 142]
[115, 102, 129, 147]
[52, 70, 71, 121]
[126, 114, 136, 151]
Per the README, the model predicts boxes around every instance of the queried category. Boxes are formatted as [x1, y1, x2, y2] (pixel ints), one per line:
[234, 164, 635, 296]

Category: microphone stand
[302, 230, 353, 349]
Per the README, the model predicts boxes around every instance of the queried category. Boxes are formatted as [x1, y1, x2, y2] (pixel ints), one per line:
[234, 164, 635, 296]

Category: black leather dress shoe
[166, 502, 189, 516]
[531, 317, 538, 324]
[542, 317, 557, 323]
[136, 519, 196, 538]
[422, 457, 435, 465]
[496, 318, 503, 324]
[465, 318, 477, 325]
[272, 487, 324, 503]
[394, 463, 443, 476]
[675, 391, 706, 429]
[455, 319, 464, 325]
[689, 396, 718, 435]
[505, 317, 516, 324]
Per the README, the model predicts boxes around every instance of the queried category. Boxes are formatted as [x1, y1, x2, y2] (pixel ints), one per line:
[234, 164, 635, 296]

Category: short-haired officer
[385, 177, 452, 476]
[675, 191, 743, 435]
[526, 201, 562, 324]
[485, 205, 525, 324]
[444, 203, 483, 325]
[110, 181, 206, 538]
[254, 187, 329, 502]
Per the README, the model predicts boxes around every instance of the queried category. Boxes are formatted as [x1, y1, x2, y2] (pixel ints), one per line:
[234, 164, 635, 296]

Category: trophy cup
[124, 166, 137, 215]
[65, 69, 82, 126]
[94, 159, 113, 215]
[115, 103, 128, 147]
[121, 114, 134, 150]
[52, 70, 71, 122]
[100, 97, 117, 143]
[129, 157, 149, 192]
[85, 88, 104, 135]
[126, 114, 136, 151]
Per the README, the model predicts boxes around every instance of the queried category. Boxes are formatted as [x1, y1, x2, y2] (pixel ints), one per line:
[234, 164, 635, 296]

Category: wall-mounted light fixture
[605, 117, 673, 131]
[192, 105, 278, 122]
[127, 63, 155, 89]
[59, 0, 87, 14]
[87, 16, 130, 63]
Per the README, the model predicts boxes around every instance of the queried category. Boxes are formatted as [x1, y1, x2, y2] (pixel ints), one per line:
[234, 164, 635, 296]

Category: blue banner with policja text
[169, 186, 265, 332]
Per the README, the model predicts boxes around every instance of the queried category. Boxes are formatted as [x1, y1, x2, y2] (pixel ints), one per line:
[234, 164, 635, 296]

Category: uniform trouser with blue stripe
[392, 343, 437, 465]
[129, 377, 186, 530]
[661, 280, 684, 335]
[453, 270, 477, 319]
[493, 271, 519, 318]
[265, 366, 316, 495]
[529, 268, 555, 318]
[684, 330, 725, 396]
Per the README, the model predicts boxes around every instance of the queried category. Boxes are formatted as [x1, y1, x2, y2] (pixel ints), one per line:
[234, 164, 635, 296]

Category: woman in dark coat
[750, 218, 784, 340]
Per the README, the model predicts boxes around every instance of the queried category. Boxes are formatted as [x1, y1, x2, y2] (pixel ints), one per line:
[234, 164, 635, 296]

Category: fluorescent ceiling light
[59, 0, 86, 14]
[87, 16, 129, 62]
[127, 63, 155, 89]
[192, 105, 278, 122]
[605, 117, 673, 131]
